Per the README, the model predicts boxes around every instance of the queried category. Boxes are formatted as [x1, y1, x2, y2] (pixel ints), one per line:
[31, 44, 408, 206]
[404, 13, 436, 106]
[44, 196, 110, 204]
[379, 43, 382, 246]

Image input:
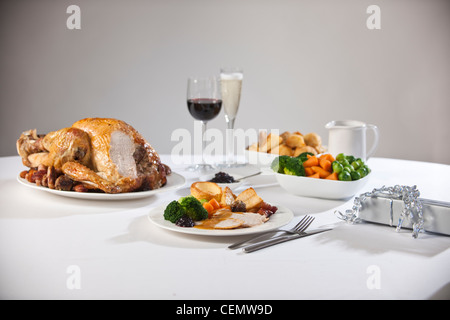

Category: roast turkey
[16, 118, 170, 193]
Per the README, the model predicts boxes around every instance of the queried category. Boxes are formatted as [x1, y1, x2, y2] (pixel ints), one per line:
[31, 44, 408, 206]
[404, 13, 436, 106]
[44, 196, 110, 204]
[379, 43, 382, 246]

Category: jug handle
[367, 124, 379, 159]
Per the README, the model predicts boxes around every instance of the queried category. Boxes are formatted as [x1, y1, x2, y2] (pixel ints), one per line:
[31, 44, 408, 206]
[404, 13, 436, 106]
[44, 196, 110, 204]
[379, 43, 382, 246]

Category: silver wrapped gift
[359, 196, 450, 236]
[336, 185, 450, 238]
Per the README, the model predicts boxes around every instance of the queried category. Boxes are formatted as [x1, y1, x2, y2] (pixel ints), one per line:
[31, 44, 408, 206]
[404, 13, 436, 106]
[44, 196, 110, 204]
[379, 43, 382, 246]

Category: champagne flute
[219, 67, 243, 167]
[186, 76, 222, 171]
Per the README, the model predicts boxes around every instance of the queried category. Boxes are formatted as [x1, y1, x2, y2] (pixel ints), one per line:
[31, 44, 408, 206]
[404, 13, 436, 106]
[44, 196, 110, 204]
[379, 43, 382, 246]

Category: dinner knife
[242, 228, 332, 253]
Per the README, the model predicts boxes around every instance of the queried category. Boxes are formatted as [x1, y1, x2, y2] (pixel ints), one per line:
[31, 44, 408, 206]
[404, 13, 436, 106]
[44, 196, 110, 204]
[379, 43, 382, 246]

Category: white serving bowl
[275, 172, 371, 200]
[244, 150, 278, 168]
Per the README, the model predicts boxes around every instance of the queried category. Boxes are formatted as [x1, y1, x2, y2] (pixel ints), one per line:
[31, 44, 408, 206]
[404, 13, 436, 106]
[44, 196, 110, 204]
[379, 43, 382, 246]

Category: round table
[0, 155, 449, 300]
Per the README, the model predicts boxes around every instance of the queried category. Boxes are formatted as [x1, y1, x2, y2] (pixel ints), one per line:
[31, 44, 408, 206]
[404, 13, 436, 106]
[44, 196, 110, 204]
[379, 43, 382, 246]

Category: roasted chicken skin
[16, 118, 170, 193]
[16, 127, 91, 169]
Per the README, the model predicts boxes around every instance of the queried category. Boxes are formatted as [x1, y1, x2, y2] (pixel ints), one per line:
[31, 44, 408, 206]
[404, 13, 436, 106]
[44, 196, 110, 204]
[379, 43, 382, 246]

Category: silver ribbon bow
[335, 185, 424, 238]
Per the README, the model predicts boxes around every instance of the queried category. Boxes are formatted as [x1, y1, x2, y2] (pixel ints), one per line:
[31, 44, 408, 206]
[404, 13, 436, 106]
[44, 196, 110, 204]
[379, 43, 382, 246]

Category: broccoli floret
[271, 155, 291, 173]
[178, 196, 208, 221]
[283, 157, 306, 176]
[296, 152, 314, 162]
[163, 200, 186, 223]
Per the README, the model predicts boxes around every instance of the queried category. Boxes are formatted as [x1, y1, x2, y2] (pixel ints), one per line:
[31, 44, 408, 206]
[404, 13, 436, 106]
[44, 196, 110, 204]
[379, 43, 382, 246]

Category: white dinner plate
[17, 172, 186, 200]
[147, 204, 294, 236]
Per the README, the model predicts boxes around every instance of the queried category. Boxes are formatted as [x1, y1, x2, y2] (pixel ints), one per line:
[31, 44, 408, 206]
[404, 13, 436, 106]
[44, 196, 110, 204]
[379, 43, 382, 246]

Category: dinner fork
[228, 215, 315, 249]
[242, 227, 332, 253]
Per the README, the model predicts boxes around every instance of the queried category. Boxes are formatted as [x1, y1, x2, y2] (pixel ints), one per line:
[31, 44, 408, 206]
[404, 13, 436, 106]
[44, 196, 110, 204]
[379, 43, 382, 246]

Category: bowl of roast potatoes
[245, 131, 326, 167]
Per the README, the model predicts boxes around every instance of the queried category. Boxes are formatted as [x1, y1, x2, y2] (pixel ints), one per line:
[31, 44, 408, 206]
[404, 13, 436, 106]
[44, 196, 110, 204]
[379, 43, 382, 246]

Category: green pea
[338, 171, 352, 181]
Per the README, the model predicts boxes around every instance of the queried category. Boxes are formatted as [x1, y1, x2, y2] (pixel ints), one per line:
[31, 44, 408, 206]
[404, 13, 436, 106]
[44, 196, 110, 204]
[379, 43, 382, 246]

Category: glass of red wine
[186, 76, 222, 171]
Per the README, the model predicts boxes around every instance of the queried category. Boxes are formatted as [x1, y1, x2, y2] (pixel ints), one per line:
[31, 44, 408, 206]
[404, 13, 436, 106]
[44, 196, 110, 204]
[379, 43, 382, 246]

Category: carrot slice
[203, 202, 214, 214]
[305, 167, 314, 176]
[319, 153, 335, 163]
[319, 159, 332, 172]
[209, 198, 221, 210]
[311, 166, 331, 179]
[302, 156, 319, 167]
[325, 172, 338, 180]
[309, 172, 320, 179]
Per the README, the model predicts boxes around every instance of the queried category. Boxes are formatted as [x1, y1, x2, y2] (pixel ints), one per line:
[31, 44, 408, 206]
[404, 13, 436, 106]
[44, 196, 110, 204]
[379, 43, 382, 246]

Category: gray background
[1, 0, 449, 164]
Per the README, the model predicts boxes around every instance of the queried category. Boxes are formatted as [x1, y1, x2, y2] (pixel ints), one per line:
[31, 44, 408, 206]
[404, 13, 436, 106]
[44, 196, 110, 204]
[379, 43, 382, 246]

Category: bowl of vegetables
[273, 152, 371, 199]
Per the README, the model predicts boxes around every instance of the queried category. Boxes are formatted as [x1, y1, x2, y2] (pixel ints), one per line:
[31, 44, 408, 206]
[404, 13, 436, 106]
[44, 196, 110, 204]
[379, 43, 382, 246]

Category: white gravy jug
[325, 120, 379, 161]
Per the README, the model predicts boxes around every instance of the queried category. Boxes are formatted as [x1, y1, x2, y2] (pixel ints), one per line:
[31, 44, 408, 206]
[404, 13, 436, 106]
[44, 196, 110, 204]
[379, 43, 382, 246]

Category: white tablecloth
[0, 155, 449, 300]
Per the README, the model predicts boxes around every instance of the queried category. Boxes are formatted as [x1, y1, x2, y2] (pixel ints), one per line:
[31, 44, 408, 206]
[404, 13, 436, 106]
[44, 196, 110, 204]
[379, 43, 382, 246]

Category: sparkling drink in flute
[220, 67, 243, 166]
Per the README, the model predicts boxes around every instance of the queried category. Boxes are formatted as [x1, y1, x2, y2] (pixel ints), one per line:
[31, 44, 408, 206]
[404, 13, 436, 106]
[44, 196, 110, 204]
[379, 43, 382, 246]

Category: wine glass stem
[226, 118, 235, 163]
[201, 120, 207, 165]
